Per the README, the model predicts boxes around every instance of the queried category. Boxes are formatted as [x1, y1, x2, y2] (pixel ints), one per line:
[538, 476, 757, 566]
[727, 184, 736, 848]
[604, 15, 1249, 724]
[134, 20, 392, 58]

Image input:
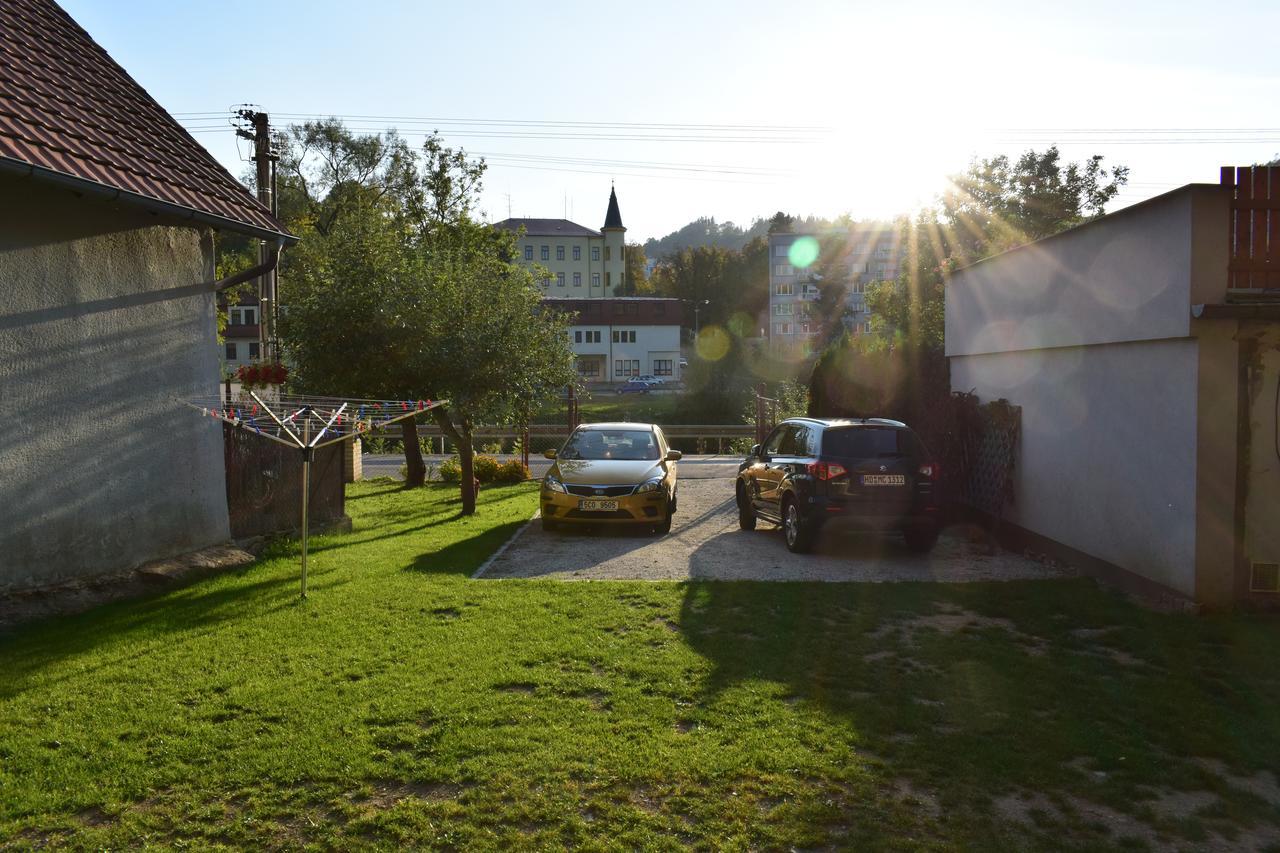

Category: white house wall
[0, 178, 231, 590]
[950, 340, 1200, 596]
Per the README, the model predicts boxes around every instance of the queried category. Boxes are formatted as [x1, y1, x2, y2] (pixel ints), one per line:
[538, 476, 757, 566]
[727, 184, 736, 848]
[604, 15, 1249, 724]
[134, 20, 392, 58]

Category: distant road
[362, 453, 741, 481]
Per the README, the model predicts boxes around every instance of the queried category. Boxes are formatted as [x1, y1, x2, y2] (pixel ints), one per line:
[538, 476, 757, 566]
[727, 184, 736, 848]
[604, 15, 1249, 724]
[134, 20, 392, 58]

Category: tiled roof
[0, 0, 292, 241]
[494, 218, 602, 238]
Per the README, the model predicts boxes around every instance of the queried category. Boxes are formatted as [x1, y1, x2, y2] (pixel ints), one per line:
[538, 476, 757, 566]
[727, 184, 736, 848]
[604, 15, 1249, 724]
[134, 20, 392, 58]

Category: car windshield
[822, 427, 924, 458]
[560, 429, 659, 461]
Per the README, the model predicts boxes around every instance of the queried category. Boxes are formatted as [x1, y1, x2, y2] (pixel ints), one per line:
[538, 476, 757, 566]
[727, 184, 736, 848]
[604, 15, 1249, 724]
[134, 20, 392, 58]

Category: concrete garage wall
[946, 186, 1238, 602]
[950, 341, 1200, 597]
[0, 177, 230, 590]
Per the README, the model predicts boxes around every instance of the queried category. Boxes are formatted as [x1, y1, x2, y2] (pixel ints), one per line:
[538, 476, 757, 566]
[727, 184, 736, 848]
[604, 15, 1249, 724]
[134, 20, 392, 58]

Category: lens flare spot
[695, 325, 731, 361]
[788, 236, 819, 269]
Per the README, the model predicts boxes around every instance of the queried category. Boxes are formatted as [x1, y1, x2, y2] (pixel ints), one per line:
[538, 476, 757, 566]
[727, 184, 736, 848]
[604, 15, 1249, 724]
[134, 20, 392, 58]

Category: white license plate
[861, 474, 905, 486]
[579, 499, 619, 511]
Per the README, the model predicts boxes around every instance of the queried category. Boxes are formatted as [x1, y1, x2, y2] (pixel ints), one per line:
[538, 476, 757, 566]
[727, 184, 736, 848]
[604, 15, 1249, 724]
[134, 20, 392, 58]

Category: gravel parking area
[479, 476, 1072, 583]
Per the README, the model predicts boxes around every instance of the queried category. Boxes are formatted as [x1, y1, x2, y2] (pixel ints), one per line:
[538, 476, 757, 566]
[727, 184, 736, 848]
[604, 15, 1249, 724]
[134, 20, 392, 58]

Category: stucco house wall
[946, 186, 1241, 603]
[0, 177, 231, 590]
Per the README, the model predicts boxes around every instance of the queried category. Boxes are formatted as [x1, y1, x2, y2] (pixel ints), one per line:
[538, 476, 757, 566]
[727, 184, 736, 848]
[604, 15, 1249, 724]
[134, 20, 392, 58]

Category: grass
[2, 481, 1279, 850]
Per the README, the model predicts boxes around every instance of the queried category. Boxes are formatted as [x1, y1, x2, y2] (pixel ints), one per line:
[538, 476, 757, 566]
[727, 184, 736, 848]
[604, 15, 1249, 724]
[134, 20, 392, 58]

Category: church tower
[602, 185, 626, 295]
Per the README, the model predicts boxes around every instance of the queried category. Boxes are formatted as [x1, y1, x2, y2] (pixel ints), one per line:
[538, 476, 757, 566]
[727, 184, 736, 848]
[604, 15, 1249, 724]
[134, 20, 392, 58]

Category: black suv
[735, 418, 940, 554]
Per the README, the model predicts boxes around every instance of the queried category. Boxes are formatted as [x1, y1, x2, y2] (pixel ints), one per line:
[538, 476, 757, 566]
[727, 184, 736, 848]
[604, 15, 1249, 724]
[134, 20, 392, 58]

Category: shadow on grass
[0, 565, 338, 700]
[673, 577, 1280, 820]
[403, 516, 533, 577]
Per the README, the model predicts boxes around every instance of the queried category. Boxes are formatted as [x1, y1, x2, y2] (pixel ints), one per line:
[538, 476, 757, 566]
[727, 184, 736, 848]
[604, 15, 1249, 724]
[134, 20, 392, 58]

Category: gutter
[0, 156, 297, 245]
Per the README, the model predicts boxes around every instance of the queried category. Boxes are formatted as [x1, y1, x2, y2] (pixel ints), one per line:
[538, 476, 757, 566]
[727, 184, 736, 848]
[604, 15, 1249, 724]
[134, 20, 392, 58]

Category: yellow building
[496, 187, 627, 298]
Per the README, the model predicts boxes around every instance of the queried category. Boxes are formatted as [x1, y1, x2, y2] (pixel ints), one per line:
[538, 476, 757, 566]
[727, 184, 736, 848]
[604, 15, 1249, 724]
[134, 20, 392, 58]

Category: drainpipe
[213, 240, 284, 292]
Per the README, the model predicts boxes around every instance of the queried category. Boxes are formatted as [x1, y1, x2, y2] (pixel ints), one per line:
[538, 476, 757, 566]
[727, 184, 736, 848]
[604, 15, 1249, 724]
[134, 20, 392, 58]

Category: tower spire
[603, 184, 624, 230]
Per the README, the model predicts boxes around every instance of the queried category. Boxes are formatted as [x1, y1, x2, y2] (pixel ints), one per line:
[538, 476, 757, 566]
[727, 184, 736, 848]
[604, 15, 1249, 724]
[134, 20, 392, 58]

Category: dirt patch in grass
[1197, 758, 1280, 807]
[365, 780, 471, 808]
[495, 682, 537, 695]
[870, 601, 1049, 656]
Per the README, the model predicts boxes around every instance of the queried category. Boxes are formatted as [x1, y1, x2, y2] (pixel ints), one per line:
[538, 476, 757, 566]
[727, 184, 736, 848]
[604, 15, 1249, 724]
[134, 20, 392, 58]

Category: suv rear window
[822, 427, 923, 459]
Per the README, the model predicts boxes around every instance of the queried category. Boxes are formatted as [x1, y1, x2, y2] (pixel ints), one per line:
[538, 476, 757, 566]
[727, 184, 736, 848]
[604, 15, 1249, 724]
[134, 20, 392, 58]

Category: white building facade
[498, 188, 683, 383]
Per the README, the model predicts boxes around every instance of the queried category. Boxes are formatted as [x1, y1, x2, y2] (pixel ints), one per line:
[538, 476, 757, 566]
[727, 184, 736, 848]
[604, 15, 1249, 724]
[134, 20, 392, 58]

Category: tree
[420, 237, 576, 514]
[767, 211, 795, 234]
[864, 147, 1129, 351]
[279, 123, 575, 504]
[623, 242, 650, 295]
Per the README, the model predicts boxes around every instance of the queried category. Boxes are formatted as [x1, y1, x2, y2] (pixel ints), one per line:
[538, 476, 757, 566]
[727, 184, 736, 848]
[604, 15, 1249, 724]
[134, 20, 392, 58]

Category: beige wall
[0, 176, 231, 590]
[1242, 322, 1280, 594]
[517, 234, 612, 297]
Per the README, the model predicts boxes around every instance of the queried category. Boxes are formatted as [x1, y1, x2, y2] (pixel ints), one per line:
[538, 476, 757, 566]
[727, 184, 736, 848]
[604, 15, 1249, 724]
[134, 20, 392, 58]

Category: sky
[61, 0, 1280, 243]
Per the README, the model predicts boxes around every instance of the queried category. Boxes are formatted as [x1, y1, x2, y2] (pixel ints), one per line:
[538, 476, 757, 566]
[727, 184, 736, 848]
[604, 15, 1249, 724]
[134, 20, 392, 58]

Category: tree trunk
[430, 407, 476, 514]
[458, 424, 476, 515]
[402, 418, 426, 487]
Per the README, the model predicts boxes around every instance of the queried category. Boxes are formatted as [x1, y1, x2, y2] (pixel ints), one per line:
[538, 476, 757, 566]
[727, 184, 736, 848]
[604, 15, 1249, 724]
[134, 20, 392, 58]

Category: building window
[542, 276, 551, 288]
[573, 245, 581, 261]
[773, 322, 793, 335]
[851, 281, 865, 294]
[604, 246, 611, 261]
[774, 282, 794, 296]
[557, 272, 565, 287]
[654, 359, 673, 376]
[248, 342, 260, 360]
[774, 244, 789, 256]
[541, 245, 549, 261]
[576, 358, 600, 377]
[612, 330, 636, 344]
[774, 264, 794, 276]
[524, 245, 533, 261]
[228, 306, 257, 326]
[573, 272, 582, 287]
[773, 303, 793, 315]
[605, 272, 611, 289]
[591, 273, 601, 288]
[224, 342, 236, 360]
[592, 246, 600, 262]
[575, 331, 583, 343]
[799, 322, 812, 335]
[556, 245, 565, 261]
[615, 359, 640, 377]
[613, 302, 625, 315]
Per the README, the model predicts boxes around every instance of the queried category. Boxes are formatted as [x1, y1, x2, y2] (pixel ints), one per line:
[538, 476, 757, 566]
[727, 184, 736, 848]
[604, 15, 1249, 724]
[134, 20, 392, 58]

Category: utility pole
[235, 108, 279, 363]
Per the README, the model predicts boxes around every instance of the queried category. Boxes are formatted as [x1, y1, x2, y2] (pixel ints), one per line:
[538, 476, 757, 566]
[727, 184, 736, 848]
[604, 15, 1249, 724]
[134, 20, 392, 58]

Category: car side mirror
[543, 449, 557, 459]
[750, 444, 761, 457]
[666, 449, 682, 461]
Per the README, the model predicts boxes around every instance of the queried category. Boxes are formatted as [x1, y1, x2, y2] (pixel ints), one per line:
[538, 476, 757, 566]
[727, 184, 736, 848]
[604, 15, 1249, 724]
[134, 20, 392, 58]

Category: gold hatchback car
[540, 422, 681, 533]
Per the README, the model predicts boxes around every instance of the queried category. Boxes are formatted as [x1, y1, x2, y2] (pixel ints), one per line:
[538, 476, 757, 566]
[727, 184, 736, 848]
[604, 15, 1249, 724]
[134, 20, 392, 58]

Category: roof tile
[0, 0, 291, 240]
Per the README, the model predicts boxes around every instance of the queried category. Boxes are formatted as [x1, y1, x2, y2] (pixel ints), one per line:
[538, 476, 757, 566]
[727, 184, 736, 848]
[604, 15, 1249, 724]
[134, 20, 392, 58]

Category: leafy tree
[278, 124, 574, 507]
[622, 242, 650, 295]
[862, 146, 1129, 351]
[767, 211, 795, 234]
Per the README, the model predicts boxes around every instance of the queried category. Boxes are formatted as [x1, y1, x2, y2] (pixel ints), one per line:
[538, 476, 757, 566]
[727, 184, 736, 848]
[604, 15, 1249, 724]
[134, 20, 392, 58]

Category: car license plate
[579, 499, 618, 511]
[861, 474, 905, 486]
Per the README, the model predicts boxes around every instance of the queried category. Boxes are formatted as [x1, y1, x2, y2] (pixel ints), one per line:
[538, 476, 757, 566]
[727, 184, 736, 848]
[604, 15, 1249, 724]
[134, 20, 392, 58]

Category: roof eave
[0, 156, 297, 245]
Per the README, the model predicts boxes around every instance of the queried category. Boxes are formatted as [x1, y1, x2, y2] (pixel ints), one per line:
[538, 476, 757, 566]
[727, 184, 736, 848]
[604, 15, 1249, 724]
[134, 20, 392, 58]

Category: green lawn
[2, 481, 1279, 851]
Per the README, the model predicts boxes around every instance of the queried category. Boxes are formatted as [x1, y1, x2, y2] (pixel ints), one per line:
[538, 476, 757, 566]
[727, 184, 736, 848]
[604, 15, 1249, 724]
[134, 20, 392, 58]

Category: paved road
[479, 477, 1071, 583]
[363, 454, 742, 481]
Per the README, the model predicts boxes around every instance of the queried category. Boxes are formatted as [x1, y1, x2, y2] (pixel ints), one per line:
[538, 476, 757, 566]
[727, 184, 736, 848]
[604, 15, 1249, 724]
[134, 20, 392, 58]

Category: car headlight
[543, 475, 567, 494]
[635, 477, 664, 494]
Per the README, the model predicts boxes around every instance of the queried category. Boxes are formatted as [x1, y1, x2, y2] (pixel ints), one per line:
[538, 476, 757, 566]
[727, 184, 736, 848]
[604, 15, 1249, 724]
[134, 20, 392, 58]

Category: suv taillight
[918, 463, 939, 480]
[807, 462, 847, 480]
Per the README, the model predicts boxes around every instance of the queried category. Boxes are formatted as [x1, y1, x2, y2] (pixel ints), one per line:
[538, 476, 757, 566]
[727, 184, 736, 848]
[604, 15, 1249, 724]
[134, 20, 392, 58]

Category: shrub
[493, 460, 529, 483]
[439, 456, 462, 483]
[472, 455, 500, 483]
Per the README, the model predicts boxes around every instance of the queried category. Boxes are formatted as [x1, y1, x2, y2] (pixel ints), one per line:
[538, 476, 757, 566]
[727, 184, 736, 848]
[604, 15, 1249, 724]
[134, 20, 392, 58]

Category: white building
[767, 225, 902, 351]
[542, 297, 683, 383]
[497, 188, 682, 383]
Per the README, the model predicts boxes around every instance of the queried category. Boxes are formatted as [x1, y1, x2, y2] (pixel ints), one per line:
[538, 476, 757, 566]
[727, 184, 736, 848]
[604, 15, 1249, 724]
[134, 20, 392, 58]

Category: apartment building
[498, 187, 682, 383]
[767, 225, 902, 350]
